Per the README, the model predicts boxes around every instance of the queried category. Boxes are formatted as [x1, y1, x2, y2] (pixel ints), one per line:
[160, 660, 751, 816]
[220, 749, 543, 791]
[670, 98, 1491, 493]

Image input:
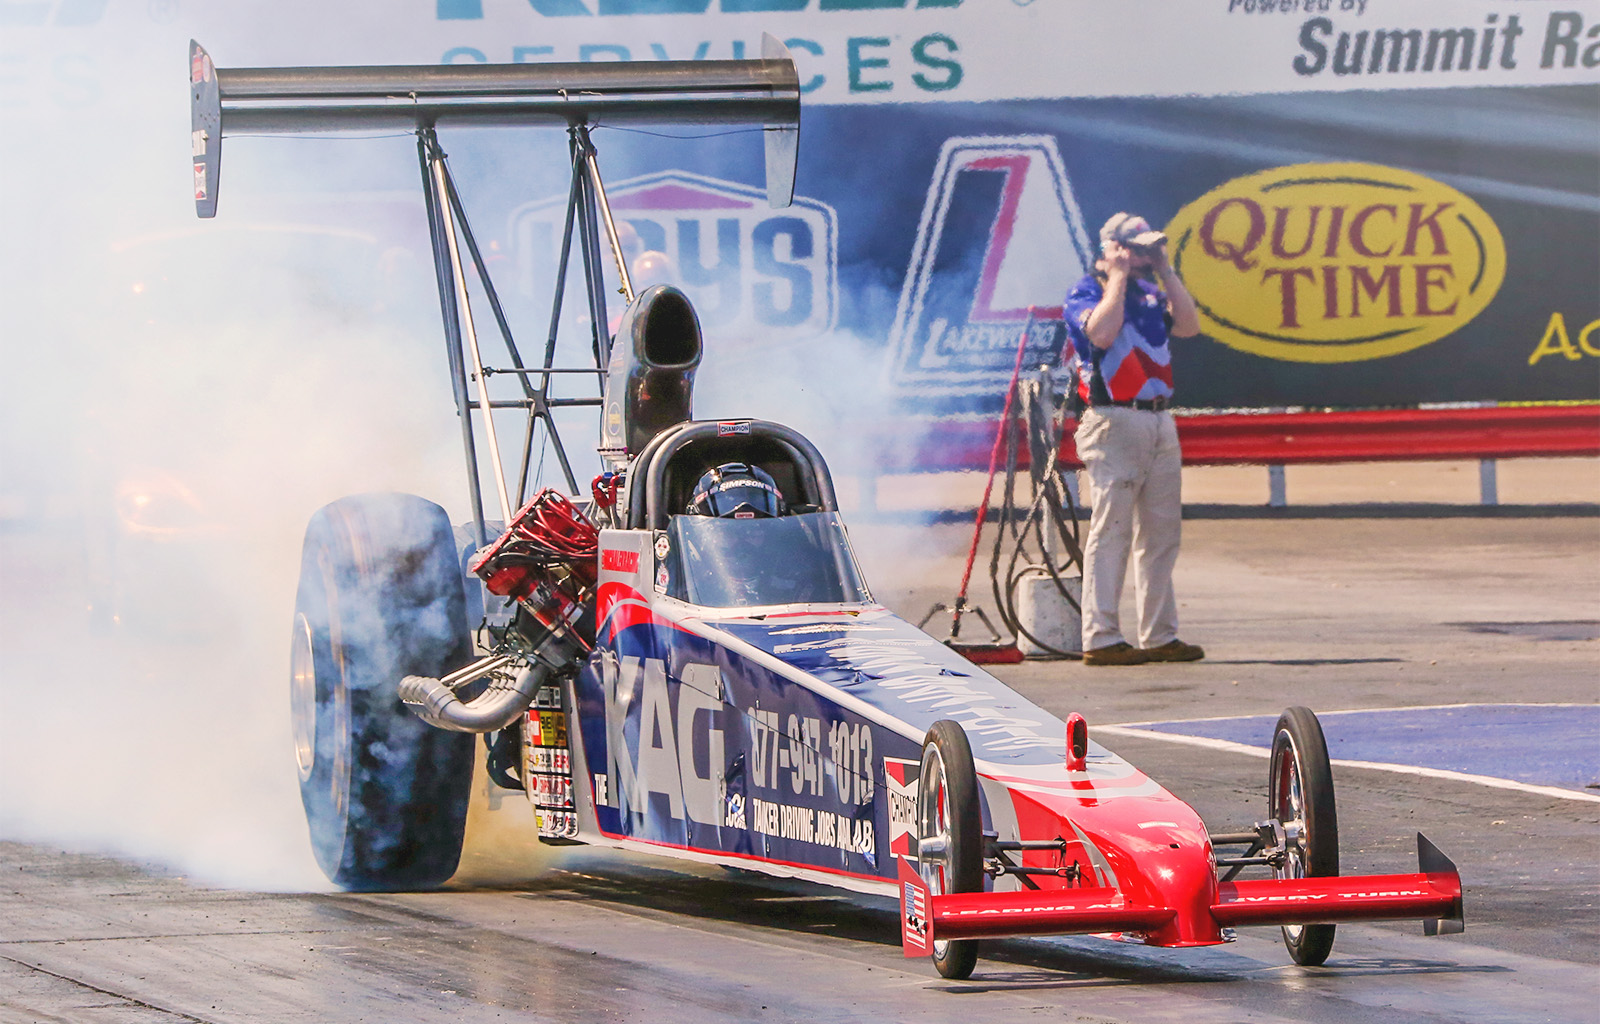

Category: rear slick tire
[917, 719, 983, 980]
[291, 493, 475, 891]
[1269, 706, 1339, 967]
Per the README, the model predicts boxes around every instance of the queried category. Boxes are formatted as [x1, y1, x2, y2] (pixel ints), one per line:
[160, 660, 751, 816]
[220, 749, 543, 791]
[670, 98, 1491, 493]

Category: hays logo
[440, 0, 959, 17]
[512, 171, 837, 345]
[887, 136, 1094, 397]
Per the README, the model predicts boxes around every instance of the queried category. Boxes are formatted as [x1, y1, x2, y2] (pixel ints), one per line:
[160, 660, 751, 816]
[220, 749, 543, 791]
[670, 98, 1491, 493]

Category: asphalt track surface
[5, 515, 1599, 1024]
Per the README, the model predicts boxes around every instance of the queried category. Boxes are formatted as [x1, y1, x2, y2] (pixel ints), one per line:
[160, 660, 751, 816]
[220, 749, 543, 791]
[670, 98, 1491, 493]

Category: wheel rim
[290, 613, 317, 783]
[1272, 728, 1308, 943]
[918, 743, 953, 958]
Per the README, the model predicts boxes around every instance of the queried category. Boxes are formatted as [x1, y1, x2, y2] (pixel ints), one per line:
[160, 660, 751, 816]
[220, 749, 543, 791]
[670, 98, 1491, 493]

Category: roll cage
[625, 419, 840, 531]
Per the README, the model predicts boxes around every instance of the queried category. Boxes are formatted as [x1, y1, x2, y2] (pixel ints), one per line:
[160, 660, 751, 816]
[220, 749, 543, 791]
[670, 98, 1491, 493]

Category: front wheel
[292, 493, 476, 891]
[917, 720, 983, 980]
[1269, 706, 1339, 966]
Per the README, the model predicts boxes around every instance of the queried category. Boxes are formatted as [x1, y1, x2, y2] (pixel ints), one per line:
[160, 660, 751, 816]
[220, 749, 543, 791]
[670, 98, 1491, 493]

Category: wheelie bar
[900, 833, 1463, 955]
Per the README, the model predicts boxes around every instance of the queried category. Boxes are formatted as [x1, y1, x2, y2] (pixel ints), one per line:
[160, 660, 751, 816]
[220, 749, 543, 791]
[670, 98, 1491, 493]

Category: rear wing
[185, 40, 803, 548]
[188, 38, 801, 217]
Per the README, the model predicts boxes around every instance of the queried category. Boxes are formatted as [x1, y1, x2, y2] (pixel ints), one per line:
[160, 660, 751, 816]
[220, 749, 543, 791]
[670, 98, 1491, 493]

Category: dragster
[189, 41, 1463, 979]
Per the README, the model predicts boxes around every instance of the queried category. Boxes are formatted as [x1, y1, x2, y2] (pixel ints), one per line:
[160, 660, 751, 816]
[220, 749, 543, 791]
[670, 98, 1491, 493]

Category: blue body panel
[572, 604, 1067, 886]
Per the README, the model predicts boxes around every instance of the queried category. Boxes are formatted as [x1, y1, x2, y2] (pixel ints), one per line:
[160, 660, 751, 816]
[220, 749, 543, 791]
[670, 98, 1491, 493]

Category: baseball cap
[1100, 212, 1166, 249]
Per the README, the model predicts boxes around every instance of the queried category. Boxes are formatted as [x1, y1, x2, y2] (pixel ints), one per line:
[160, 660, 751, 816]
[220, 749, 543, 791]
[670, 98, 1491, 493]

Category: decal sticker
[655, 564, 669, 593]
[525, 687, 577, 842]
[602, 548, 640, 573]
[528, 748, 570, 773]
[900, 861, 931, 956]
[654, 533, 671, 560]
[717, 420, 752, 436]
[750, 795, 874, 855]
[725, 791, 747, 830]
[884, 756, 921, 862]
[536, 809, 578, 839]
[193, 163, 206, 201]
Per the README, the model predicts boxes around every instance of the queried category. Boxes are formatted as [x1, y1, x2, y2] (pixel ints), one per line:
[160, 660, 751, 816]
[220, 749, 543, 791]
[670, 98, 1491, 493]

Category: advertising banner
[5, 0, 1598, 418]
[417, 0, 1600, 411]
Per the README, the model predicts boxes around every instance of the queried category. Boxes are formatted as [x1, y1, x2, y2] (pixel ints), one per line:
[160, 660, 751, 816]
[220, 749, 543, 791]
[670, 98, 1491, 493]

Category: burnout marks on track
[1450, 620, 1600, 643]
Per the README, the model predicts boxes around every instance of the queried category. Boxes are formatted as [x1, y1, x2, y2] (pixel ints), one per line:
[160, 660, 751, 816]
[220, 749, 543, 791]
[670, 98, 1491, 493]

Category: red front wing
[900, 835, 1462, 955]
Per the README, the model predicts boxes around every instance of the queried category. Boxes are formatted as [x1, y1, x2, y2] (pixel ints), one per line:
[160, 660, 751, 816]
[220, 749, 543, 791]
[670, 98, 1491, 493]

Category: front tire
[1269, 706, 1339, 966]
[292, 493, 475, 891]
[918, 720, 983, 980]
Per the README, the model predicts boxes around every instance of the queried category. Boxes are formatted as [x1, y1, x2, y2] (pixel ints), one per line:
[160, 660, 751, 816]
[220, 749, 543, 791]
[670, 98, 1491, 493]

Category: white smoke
[0, 11, 468, 889]
[0, 4, 956, 892]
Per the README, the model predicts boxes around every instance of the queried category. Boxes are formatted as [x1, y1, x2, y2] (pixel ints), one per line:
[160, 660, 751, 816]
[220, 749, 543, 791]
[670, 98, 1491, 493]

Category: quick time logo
[511, 171, 837, 345]
[887, 136, 1094, 398]
[440, 0, 959, 16]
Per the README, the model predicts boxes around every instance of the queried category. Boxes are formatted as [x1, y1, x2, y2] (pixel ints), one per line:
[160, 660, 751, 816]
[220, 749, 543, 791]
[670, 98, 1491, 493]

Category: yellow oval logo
[1165, 162, 1506, 363]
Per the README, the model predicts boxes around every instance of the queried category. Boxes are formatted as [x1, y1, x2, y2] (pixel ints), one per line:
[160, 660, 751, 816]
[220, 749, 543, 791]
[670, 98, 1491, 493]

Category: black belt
[1092, 396, 1170, 411]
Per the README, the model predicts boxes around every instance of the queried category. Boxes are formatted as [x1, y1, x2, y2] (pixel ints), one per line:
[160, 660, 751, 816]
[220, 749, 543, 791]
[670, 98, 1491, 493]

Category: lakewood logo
[1166, 162, 1506, 363]
[511, 171, 836, 345]
[887, 136, 1093, 396]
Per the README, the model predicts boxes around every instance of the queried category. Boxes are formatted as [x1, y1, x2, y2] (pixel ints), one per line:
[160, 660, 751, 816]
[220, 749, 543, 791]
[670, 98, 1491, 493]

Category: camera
[1102, 231, 1167, 259]
[1127, 233, 1167, 258]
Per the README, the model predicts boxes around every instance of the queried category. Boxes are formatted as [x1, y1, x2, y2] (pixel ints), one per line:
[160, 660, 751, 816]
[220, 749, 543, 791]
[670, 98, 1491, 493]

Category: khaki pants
[1074, 406, 1183, 651]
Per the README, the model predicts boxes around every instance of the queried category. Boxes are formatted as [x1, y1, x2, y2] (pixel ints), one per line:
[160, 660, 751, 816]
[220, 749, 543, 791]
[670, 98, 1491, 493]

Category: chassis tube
[580, 126, 633, 307]
[419, 134, 487, 547]
[431, 151, 514, 524]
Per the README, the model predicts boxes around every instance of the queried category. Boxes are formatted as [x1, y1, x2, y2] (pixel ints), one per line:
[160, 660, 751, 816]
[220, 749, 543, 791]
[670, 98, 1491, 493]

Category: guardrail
[860, 403, 1600, 508]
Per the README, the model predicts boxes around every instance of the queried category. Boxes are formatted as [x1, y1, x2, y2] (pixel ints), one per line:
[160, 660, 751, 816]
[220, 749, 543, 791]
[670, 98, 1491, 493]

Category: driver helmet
[686, 462, 786, 519]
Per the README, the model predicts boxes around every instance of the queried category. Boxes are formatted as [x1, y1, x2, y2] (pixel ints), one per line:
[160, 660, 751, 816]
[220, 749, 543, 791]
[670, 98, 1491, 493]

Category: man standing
[1064, 212, 1205, 667]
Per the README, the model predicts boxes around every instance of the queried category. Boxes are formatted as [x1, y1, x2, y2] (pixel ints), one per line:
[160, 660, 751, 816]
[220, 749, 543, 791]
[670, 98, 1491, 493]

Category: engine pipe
[400, 659, 549, 734]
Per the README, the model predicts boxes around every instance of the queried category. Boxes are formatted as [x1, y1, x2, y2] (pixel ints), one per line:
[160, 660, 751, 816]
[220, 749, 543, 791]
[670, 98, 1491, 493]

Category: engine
[468, 488, 599, 668]
[398, 490, 596, 736]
